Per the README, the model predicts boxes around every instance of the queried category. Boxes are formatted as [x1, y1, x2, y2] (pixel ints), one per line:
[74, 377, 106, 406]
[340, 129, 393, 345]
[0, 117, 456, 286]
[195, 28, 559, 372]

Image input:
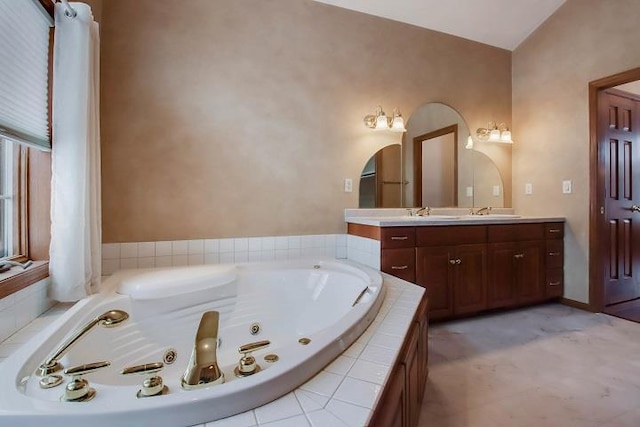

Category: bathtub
[0, 259, 384, 427]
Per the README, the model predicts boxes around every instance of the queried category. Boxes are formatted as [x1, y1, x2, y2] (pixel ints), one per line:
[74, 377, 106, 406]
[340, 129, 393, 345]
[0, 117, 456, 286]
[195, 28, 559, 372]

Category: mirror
[358, 102, 506, 208]
[359, 144, 402, 208]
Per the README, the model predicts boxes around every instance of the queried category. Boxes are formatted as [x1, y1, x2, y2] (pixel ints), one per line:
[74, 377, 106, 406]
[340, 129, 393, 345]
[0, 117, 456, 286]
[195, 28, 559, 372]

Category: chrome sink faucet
[472, 206, 492, 215]
[416, 206, 431, 216]
[182, 311, 225, 389]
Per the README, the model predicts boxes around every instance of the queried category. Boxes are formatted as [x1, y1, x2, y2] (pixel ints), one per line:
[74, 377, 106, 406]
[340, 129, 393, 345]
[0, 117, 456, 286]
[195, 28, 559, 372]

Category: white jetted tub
[0, 259, 384, 427]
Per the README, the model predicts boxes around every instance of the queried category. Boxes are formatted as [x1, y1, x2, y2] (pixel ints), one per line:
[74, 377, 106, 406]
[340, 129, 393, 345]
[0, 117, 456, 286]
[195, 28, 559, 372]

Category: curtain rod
[60, 0, 77, 18]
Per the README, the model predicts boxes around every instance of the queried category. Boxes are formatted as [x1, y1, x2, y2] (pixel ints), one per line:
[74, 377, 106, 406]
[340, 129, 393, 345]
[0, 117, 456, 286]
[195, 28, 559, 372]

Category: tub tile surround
[0, 276, 56, 345]
[102, 234, 349, 275]
[0, 270, 423, 427]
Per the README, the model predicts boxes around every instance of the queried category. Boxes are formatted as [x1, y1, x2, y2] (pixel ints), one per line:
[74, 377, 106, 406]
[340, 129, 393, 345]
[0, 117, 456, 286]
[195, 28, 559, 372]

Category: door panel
[453, 243, 487, 314]
[416, 246, 453, 319]
[602, 91, 640, 306]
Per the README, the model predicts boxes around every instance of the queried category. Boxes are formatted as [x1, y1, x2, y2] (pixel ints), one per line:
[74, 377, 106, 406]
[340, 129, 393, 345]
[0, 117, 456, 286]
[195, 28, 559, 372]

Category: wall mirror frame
[358, 102, 508, 209]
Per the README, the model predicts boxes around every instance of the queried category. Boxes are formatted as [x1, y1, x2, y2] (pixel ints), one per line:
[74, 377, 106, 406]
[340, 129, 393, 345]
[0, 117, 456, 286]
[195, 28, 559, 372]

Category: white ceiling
[312, 0, 566, 51]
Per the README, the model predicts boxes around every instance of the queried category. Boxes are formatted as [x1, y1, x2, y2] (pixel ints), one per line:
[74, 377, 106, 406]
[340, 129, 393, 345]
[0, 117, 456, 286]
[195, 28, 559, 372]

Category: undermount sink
[376, 215, 460, 221]
[462, 214, 521, 219]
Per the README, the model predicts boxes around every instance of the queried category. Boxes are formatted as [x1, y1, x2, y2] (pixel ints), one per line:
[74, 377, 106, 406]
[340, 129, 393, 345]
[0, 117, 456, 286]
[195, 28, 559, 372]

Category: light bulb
[465, 136, 474, 149]
[391, 115, 406, 132]
[500, 130, 512, 143]
[488, 129, 501, 142]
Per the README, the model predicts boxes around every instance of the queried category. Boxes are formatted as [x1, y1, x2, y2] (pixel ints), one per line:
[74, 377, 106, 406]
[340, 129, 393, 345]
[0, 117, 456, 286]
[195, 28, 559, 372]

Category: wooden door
[416, 245, 453, 320]
[453, 243, 487, 315]
[601, 91, 640, 306]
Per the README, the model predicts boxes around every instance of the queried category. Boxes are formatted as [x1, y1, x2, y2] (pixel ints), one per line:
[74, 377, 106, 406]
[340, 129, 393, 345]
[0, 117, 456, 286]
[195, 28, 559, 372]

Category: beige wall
[512, 0, 640, 303]
[100, 0, 511, 242]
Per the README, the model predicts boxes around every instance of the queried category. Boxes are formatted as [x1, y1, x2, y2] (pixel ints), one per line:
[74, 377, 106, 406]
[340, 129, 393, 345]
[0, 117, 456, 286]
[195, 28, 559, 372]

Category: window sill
[0, 261, 49, 300]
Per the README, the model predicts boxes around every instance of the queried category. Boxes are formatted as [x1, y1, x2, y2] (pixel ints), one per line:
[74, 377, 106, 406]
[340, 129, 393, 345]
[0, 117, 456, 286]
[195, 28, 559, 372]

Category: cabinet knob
[391, 265, 409, 270]
[449, 259, 456, 265]
[456, 259, 462, 265]
[390, 236, 409, 241]
[514, 253, 524, 259]
[548, 252, 561, 256]
[549, 281, 561, 286]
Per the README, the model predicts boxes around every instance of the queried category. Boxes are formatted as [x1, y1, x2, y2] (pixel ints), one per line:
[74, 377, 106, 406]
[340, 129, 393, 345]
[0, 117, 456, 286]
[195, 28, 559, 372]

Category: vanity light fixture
[364, 106, 407, 132]
[476, 122, 513, 144]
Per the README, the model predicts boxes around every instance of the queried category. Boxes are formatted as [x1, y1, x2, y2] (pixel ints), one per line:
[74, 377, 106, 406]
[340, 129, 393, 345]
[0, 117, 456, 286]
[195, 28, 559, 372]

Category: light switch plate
[493, 185, 501, 196]
[562, 180, 572, 194]
[466, 186, 473, 197]
[344, 178, 353, 193]
[525, 183, 533, 195]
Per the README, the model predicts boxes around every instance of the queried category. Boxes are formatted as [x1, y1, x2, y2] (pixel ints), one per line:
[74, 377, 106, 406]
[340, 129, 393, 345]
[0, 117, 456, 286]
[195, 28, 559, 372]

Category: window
[0, 139, 27, 261]
[0, 0, 53, 295]
[0, 0, 53, 264]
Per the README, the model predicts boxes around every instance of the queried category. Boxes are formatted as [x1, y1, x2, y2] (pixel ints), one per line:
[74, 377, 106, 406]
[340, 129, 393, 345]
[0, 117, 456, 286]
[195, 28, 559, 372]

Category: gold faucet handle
[235, 340, 271, 377]
[121, 362, 164, 376]
[64, 360, 111, 377]
[238, 340, 270, 355]
[121, 362, 168, 398]
[62, 360, 110, 402]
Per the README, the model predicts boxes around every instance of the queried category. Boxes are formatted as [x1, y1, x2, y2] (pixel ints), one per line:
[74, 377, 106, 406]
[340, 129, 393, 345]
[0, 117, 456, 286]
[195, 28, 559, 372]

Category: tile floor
[420, 303, 640, 427]
[3, 303, 640, 427]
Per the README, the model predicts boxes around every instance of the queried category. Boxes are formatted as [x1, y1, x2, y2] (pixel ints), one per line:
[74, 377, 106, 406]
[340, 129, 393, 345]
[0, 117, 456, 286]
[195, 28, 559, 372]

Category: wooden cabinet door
[487, 242, 517, 308]
[416, 246, 453, 320]
[403, 323, 420, 427]
[416, 296, 429, 402]
[453, 243, 487, 315]
[369, 364, 406, 427]
[516, 240, 545, 304]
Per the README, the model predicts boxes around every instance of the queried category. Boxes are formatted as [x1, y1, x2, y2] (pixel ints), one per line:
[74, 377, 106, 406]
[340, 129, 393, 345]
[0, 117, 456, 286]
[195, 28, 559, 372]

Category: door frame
[589, 66, 640, 312]
[413, 124, 458, 207]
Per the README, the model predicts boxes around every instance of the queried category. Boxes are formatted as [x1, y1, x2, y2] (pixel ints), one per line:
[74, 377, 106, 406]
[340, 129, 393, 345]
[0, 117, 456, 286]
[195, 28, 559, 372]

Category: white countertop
[345, 208, 565, 227]
[346, 215, 565, 227]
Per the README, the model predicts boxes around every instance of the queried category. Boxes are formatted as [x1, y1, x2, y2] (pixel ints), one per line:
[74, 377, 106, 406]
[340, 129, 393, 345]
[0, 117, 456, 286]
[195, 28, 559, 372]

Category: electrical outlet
[525, 183, 533, 195]
[344, 178, 353, 193]
[562, 180, 572, 194]
[493, 185, 501, 196]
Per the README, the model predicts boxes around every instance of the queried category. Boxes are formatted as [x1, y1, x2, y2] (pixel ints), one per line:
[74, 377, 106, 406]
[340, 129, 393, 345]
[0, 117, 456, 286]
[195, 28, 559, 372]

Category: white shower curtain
[49, 2, 101, 301]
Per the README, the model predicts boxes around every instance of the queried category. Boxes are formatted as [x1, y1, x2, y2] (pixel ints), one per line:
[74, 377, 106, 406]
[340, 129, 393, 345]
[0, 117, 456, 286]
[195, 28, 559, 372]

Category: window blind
[0, 0, 53, 151]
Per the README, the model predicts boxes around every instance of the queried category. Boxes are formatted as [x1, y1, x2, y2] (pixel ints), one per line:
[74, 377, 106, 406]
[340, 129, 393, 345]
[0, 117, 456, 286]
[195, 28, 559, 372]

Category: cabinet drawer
[546, 268, 564, 298]
[381, 227, 416, 249]
[382, 248, 416, 282]
[488, 223, 545, 242]
[416, 225, 486, 246]
[545, 223, 564, 239]
[546, 240, 564, 269]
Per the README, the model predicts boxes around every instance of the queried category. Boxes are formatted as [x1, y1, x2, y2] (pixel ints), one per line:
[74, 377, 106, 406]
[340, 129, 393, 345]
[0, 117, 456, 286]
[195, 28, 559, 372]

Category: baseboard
[560, 297, 597, 313]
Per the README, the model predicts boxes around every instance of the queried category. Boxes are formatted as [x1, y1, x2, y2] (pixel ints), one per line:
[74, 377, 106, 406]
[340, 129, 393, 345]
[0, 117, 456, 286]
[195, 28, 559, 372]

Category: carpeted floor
[419, 303, 640, 427]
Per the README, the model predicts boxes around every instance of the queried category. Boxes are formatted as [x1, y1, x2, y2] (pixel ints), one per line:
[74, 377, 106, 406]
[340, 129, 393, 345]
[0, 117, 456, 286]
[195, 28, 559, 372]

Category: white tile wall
[102, 234, 350, 275]
[346, 235, 381, 270]
[0, 277, 55, 345]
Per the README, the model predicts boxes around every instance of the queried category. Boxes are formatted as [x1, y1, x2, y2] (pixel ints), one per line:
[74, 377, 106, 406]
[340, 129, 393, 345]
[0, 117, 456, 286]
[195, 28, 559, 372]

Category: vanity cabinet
[415, 226, 487, 321]
[369, 294, 428, 427]
[348, 219, 564, 322]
